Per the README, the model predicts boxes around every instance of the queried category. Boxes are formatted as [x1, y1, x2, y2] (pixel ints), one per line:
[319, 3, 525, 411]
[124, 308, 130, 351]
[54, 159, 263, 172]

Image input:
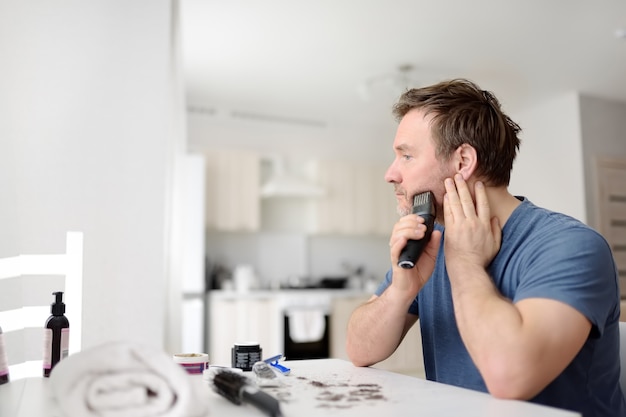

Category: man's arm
[456, 290, 590, 399]
[346, 214, 442, 367]
[346, 293, 419, 367]
[443, 175, 591, 400]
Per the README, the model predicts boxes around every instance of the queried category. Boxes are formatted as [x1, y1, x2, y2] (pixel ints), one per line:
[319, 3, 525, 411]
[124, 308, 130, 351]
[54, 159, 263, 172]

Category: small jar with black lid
[231, 342, 262, 371]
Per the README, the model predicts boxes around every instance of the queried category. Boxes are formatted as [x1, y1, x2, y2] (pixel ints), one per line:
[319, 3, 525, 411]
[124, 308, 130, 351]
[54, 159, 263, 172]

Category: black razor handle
[241, 386, 282, 417]
[398, 191, 436, 269]
[212, 369, 283, 417]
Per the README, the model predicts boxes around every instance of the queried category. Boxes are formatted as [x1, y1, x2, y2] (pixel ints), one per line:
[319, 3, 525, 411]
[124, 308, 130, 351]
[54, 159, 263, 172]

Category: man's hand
[389, 211, 442, 296]
[443, 175, 501, 275]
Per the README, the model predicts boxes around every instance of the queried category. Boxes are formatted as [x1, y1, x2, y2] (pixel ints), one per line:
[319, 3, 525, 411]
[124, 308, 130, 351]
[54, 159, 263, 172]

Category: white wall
[0, 1, 182, 350]
[509, 92, 587, 222]
[186, 111, 396, 164]
[0, 113, 20, 256]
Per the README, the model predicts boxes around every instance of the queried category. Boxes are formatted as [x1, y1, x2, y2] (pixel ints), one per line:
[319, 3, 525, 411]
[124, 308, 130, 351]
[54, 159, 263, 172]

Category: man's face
[384, 108, 454, 222]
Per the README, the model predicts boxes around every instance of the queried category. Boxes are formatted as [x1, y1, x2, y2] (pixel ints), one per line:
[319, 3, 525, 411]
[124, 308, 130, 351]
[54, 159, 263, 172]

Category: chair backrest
[619, 321, 626, 394]
[0, 232, 83, 380]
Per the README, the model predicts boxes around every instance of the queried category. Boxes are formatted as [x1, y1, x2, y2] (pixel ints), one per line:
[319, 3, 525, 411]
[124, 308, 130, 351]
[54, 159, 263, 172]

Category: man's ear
[454, 144, 478, 180]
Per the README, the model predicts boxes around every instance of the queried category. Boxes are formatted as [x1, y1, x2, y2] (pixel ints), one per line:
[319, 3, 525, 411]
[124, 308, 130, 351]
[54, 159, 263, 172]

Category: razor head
[398, 191, 436, 269]
[411, 191, 435, 216]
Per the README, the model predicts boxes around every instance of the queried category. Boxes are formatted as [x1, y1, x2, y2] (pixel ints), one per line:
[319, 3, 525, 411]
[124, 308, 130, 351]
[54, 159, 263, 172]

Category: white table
[0, 358, 580, 417]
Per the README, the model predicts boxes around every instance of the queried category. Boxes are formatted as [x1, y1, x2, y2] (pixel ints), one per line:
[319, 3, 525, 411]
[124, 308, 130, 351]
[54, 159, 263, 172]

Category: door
[596, 158, 626, 298]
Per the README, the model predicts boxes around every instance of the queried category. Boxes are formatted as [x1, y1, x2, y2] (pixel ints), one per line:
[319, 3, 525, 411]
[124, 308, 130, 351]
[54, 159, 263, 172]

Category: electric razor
[398, 191, 436, 269]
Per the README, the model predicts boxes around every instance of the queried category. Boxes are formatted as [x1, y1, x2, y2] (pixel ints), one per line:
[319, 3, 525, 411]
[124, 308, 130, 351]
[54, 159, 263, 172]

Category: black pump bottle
[43, 291, 69, 377]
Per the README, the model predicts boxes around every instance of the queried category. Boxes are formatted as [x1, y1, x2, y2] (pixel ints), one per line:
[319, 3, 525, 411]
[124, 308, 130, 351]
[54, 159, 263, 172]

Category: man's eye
[402, 154, 412, 161]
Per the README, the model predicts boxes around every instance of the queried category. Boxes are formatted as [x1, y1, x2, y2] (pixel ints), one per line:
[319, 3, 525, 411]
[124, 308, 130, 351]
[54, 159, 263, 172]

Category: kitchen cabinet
[203, 152, 397, 236]
[315, 160, 397, 236]
[208, 294, 281, 366]
[204, 150, 261, 231]
[208, 290, 375, 367]
[330, 294, 425, 378]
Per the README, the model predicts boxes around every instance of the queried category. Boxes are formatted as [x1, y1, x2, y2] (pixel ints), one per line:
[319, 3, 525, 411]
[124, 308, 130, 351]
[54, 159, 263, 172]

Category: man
[346, 79, 625, 416]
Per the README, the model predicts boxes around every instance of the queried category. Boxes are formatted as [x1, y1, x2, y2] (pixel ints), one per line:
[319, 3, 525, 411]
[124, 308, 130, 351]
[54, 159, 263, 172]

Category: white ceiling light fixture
[357, 63, 418, 102]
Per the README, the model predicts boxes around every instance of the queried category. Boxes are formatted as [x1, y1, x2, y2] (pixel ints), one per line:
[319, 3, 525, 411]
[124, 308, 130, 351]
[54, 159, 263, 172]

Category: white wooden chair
[0, 232, 83, 380]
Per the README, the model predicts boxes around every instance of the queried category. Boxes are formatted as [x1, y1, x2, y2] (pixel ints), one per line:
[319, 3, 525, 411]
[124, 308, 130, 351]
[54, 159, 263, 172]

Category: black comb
[212, 369, 283, 417]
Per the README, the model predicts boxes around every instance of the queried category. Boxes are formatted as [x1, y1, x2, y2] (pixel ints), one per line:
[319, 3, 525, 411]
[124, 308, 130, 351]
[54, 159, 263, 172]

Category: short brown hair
[393, 78, 521, 186]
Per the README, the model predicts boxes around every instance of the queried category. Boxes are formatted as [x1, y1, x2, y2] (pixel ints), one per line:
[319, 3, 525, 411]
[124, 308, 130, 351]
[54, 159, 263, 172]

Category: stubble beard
[395, 191, 413, 217]
[397, 202, 411, 217]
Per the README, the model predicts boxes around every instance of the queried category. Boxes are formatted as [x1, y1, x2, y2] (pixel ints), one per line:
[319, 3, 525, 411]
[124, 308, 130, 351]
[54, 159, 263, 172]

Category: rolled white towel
[49, 341, 209, 417]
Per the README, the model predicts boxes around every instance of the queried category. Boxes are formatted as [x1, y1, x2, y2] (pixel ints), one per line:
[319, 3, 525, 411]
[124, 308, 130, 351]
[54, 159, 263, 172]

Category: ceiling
[180, 0, 626, 143]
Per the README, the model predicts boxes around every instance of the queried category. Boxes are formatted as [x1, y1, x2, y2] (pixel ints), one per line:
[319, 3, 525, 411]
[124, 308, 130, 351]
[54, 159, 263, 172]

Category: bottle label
[0, 333, 9, 377]
[43, 328, 52, 369]
[61, 328, 69, 360]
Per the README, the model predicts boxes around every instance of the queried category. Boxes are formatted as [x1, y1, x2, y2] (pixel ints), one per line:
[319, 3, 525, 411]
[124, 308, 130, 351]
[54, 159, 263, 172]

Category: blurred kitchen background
[2, 1, 626, 377]
[177, 1, 626, 374]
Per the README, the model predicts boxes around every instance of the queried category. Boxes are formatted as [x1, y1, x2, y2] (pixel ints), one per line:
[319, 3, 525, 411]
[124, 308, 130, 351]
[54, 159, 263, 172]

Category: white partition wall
[0, 0, 184, 351]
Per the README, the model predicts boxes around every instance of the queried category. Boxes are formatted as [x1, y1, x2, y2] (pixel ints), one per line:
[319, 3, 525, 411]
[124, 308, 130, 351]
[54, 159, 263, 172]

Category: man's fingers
[453, 174, 477, 219]
[474, 181, 491, 224]
[444, 177, 462, 222]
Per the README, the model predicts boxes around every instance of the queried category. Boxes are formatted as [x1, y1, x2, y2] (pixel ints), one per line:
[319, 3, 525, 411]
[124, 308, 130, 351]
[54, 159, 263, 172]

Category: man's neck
[484, 186, 522, 228]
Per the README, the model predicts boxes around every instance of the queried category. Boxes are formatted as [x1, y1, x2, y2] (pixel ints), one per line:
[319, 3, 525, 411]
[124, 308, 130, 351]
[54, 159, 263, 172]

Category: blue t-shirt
[376, 198, 625, 417]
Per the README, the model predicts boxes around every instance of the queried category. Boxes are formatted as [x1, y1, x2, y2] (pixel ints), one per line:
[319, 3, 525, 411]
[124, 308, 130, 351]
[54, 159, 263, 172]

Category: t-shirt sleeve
[513, 226, 619, 336]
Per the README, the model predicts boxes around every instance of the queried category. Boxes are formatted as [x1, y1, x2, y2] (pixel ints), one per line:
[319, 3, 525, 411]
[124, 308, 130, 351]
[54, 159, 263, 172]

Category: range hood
[260, 157, 325, 198]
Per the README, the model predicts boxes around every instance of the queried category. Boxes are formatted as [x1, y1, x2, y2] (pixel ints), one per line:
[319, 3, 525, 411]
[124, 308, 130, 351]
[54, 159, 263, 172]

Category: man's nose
[384, 160, 399, 183]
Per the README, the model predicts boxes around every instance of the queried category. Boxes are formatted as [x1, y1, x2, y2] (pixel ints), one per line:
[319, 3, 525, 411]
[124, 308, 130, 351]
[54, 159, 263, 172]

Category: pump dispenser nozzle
[51, 291, 65, 316]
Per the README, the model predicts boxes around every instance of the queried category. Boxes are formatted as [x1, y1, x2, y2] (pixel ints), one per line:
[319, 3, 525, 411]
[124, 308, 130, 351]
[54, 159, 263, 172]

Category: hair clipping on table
[263, 354, 291, 375]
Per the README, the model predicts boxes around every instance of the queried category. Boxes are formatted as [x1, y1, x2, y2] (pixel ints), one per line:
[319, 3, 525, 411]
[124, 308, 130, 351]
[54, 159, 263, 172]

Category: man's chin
[397, 206, 411, 217]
